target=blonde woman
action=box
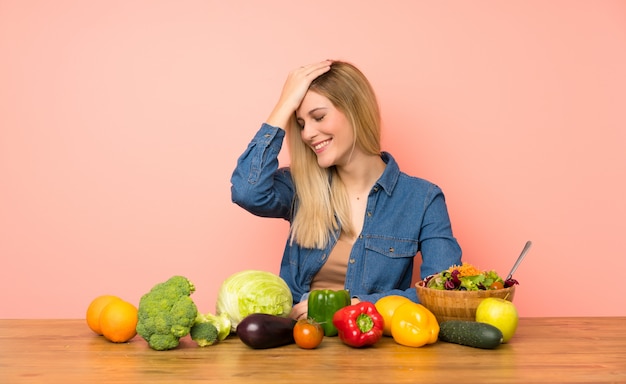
[231,60,462,320]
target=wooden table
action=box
[1,317,625,383]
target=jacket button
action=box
[349,258,356,264]
[389,247,394,253]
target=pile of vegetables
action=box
[236,298,387,350]
[424,262,519,291]
[134,270,293,351]
[129,265,518,352]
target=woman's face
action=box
[296,90,357,169]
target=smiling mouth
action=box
[313,139,331,152]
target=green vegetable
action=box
[136,276,198,351]
[216,270,293,331]
[438,320,503,349]
[190,321,218,347]
[307,289,351,336]
[194,312,231,342]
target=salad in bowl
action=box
[423,262,519,291]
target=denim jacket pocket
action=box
[364,236,418,258]
[362,236,419,291]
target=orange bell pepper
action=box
[390,302,439,347]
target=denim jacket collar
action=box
[377,151,400,197]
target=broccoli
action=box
[136,275,198,351]
[200,312,232,341]
[190,312,231,347]
[190,320,218,347]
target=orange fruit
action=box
[86,295,122,335]
[100,299,138,343]
[375,295,413,336]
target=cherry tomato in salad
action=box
[489,281,504,290]
[293,319,324,349]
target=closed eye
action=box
[296,107,328,129]
[295,115,324,129]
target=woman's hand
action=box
[289,300,308,321]
[266,60,332,129]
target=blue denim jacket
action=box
[231,124,462,304]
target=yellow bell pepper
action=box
[390,302,439,347]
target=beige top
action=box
[310,232,354,291]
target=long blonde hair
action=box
[287,61,382,249]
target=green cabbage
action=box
[216,270,293,331]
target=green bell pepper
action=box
[307,289,351,336]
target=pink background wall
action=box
[1,1,625,319]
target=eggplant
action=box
[236,313,296,349]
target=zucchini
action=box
[438,320,503,349]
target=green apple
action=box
[475,298,519,343]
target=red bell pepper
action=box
[332,302,384,348]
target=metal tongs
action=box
[506,240,532,281]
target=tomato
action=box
[293,319,324,349]
[489,281,504,290]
